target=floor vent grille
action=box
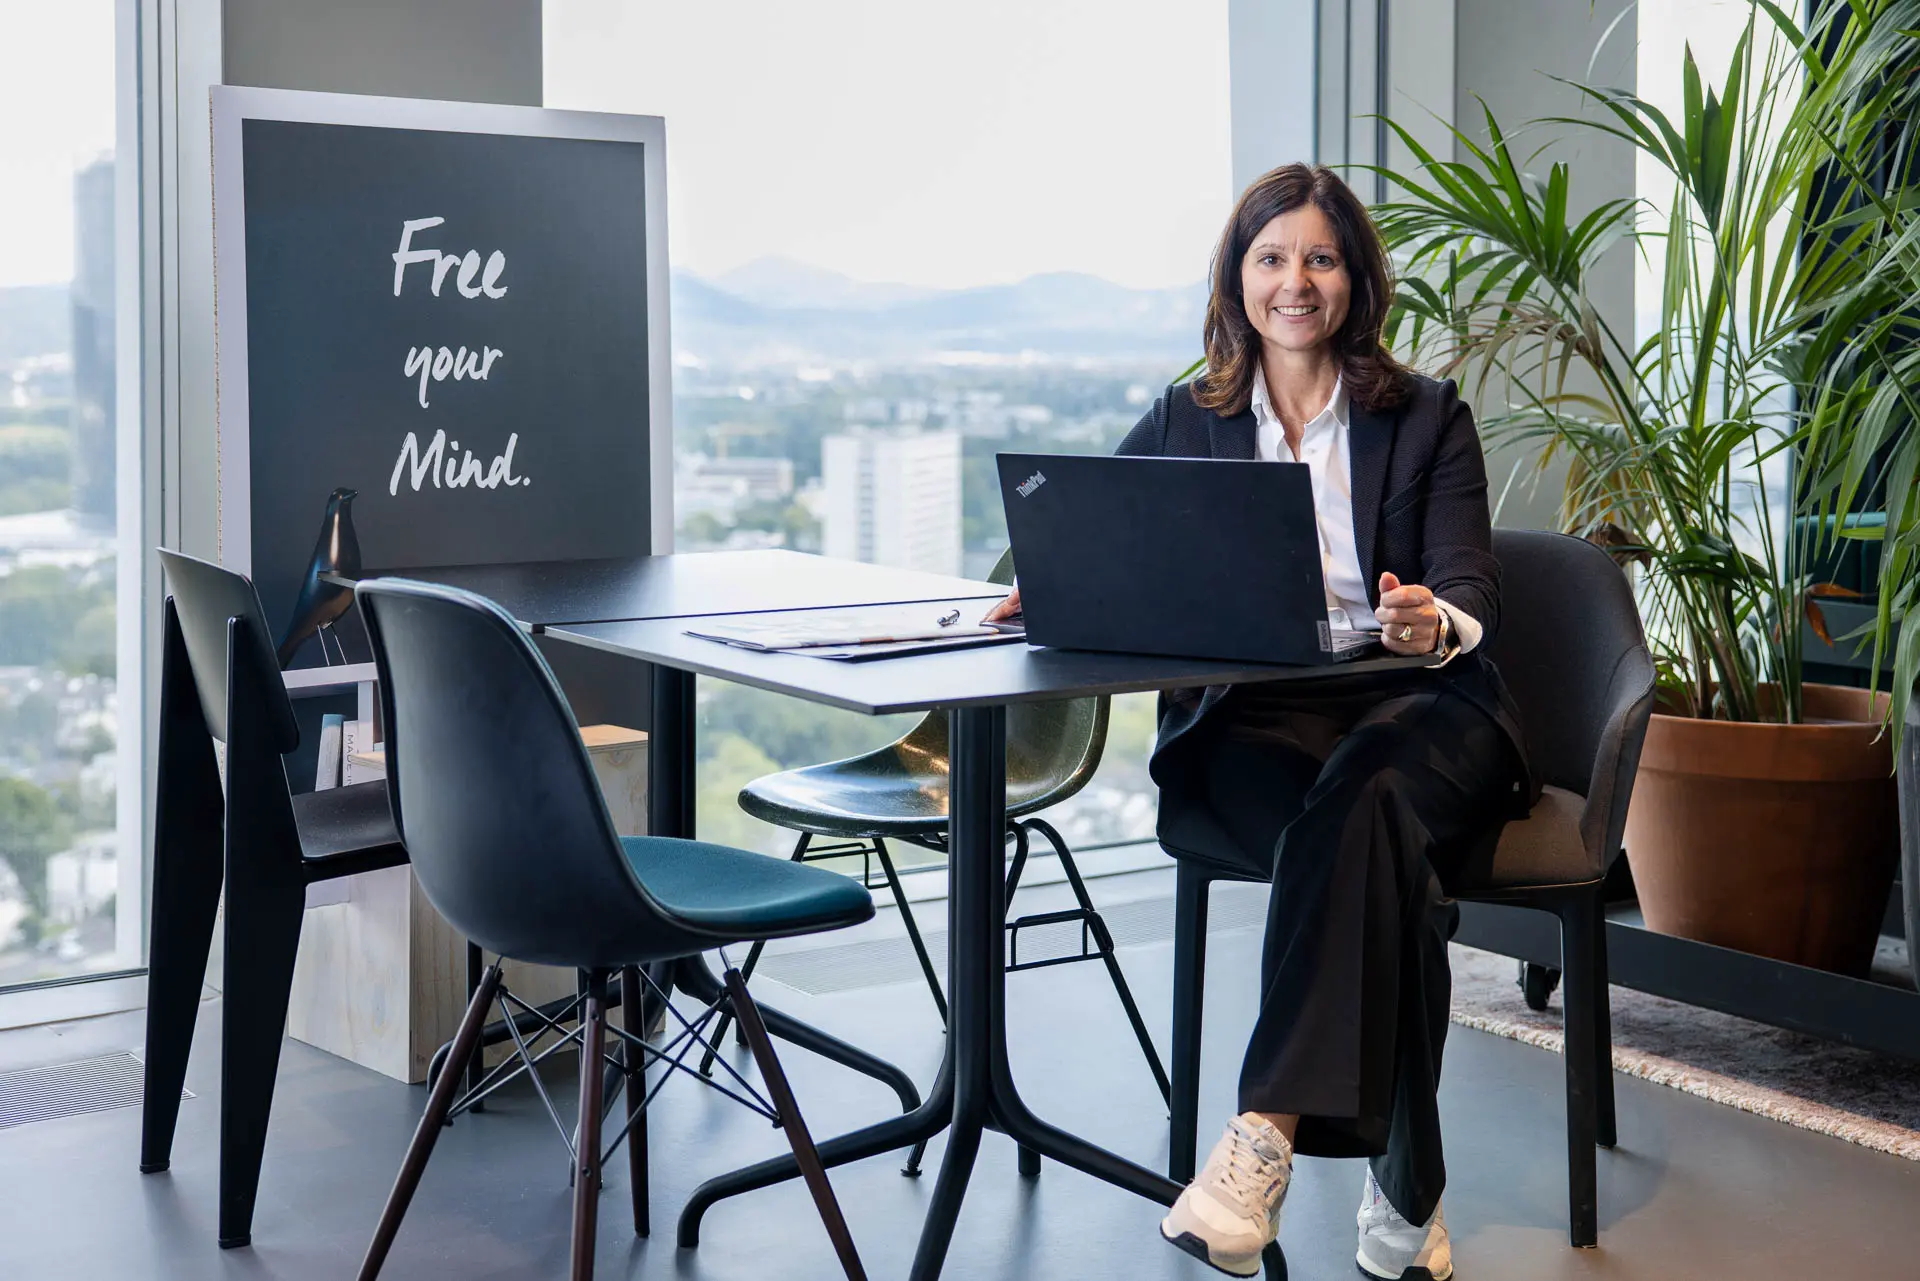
[0,1052,190,1130]
[757,882,1267,998]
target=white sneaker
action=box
[1356,1168,1452,1280]
[1160,1114,1293,1277]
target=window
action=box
[546,0,1231,859]
[0,2,140,987]
[1635,1,1799,558]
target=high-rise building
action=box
[69,157,116,525]
[821,429,961,577]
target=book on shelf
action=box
[342,719,384,784]
[314,714,344,790]
[307,713,350,909]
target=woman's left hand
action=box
[1376,572,1441,655]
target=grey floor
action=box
[4,869,1919,1281]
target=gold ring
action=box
[1398,625,1415,642]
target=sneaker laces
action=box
[1211,1119,1291,1216]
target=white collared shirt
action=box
[1249,367,1481,653]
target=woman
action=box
[988,164,1529,1280]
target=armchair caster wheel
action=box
[1519,961,1562,1012]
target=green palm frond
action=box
[1370,0,1920,725]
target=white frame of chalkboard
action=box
[208,84,675,571]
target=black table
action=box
[369,551,1438,1280]
[334,549,1002,628]
[551,581,1438,1281]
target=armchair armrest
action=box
[1577,645,1658,873]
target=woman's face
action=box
[1239,204,1352,358]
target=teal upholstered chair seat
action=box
[620,836,875,936]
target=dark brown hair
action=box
[1193,163,1411,416]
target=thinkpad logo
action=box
[1016,471,1047,498]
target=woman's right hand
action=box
[982,585,1022,623]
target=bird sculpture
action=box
[276,487,362,669]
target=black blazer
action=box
[1119,374,1534,820]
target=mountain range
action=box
[674,257,1205,367]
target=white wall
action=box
[1228,0,1319,189]
[223,0,542,105]
[1452,0,1636,531]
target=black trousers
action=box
[1173,680,1515,1228]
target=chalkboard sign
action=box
[211,87,672,667]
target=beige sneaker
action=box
[1356,1168,1452,1279]
[1160,1114,1293,1277]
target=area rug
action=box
[1448,941,1920,1160]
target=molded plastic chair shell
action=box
[739,549,1109,834]
[355,577,872,972]
[143,549,406,1252]
[156,548,299,752]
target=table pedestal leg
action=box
[904,705,1003,1279]
[674,698,1287,1281]
[912,705,1288,1281]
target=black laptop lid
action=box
[996,452,1336,664]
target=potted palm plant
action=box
[1792,3,1920,981]
[1371,0,1914,975]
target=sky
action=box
[0,2,117,289]
[1634,0,1798,346]
[543,0,1233,291]
[0,1,1755,301]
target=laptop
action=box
[994,452,1382,665]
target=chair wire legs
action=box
[620,965,650,1238]
[571,975,609,1281]
[724,963,868,1280]
[873,837,949,1022]
[702,822,1168,1114]
[358,961,865,1281]
[358,963,504,1281]
[703,833,812,1073]
[1017,818,1171,1104]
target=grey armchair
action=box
[1166,527,1656,1249]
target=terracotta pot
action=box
[1623,683,1898,976]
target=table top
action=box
[330,550,1004,629]
[553,597,1443,716]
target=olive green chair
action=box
[706,551,1170,1103]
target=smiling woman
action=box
[1193,164,1409,421]
[1110,163,1527,1280]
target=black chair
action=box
[352,577,872,1281]
[1166,528,1655,1248]
[140,549,410,1248]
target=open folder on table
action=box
[685,604,1025,661]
